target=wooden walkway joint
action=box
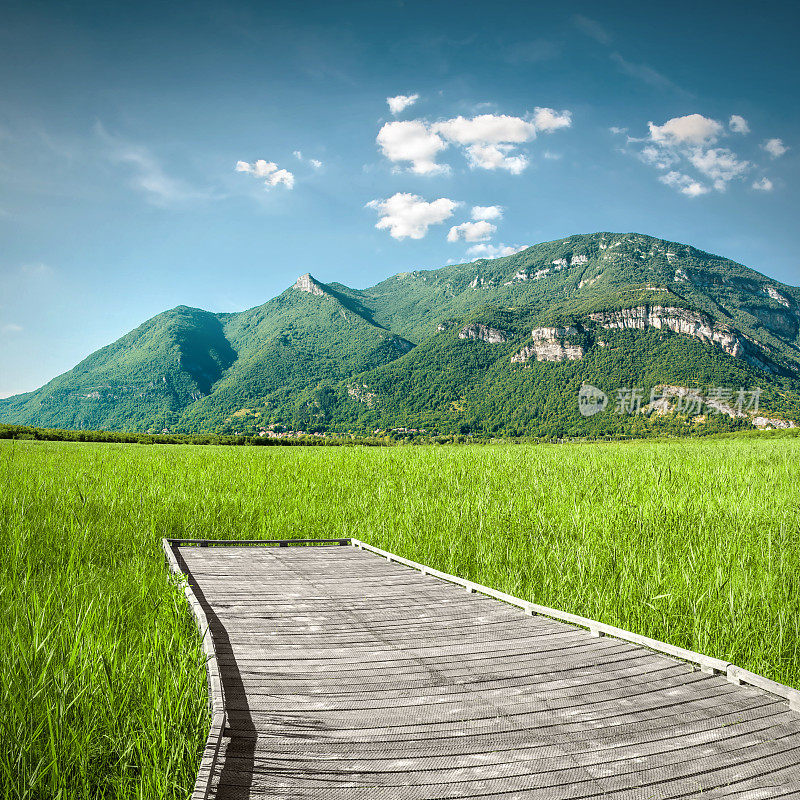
[164,537,800,799]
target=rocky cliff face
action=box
[293,273,326,296]
[347,384,376,408]
[512,326,585,363]
[458,324,509,344]
[587,306,746,357]
[642,385,797,428]
[753,416,797,429]
[746,306,799,340]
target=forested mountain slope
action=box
[2,232,799,436]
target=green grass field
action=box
[3,435,800,798]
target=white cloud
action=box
[466,243,528,259]
[624,113,762,196]
[268,169,294,188]
[688,147,749,189]
[1,323,22,334]
[729,115,750,134]
[648,114,723,146]
[752,177,774,192]
[463,143,528,173]
[236,159,295,188]
[367,193,459,240]
[432,113,555,174]
[762,138,788,158]
[387,94,419,115]
[376,120,448,175]
[609,126,627,135]
[543,151,562,160]
[658,171,710,197]
[376,110,571,175]
[532,107,572,132]
[639,145,679,169]
[447,220,497,242]
[471,205,503,221]
[433,114,536,145]
[293,151,324,169]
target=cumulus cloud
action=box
[466,243,528,259]
[432,114,536,145]
[688,147,749,190]
[367,193,459,239]
[236,159,295,188]
[532,107,572,132]
[471,205,503,221]
[762,138,788,158]
[387,94,419,115]
[620,112,769,197]
[648,114,723,146]
[376,120,449,175]
[462,143,528,173]
[310,159,323,169]
[658,171,709,197]
[639,145,679,170]
[729,115,750,134]
[434,111,569,173]
[376,110,571,175]
[447,220,497,242]
[752,177,774,191]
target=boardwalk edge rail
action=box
[162,539,226,800]
[164,534,799,797]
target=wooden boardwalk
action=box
[166,540,800,800]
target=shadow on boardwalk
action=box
[176,548,256,798]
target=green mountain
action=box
[3,232,799,437]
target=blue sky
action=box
[1,0,798,397]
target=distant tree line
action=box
[2,421,794,449]
[0,424,390,447]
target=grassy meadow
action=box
[2,434,800,798]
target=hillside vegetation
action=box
[2,232,799,436]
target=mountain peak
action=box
[293,273,326,296]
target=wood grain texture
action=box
[169,542,800,798]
